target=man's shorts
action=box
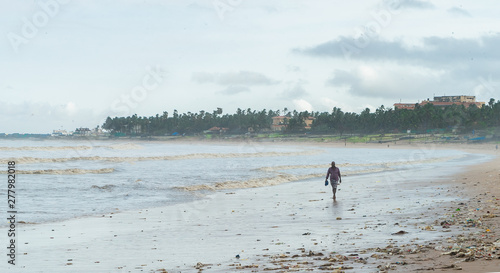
[330,180,339,189]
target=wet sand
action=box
[187,143,500,273]
[385,144,500,272]
[3,142,499,272]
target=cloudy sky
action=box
[1,0,499,133]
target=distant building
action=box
[92,127,106,136]
[51,129,70,136]
[74,128,91,136]
[433,95,476,103]
[271,116,290,131]
[394,95,485,110]
[420,95,484,108]
[131,124,142,135]
[271,116,315,131]
[304,116,315,130]
[204,126,229,134]
[393,103,416,110]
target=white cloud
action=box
[327,64,445,100]
[65,102,78,116]
[192,71,279,86]
[281,81,308,98]
[293,99,313,112]
[448,7,472,17]
[473,75,499,101]
[320,98,355,112]
[0,101,101,133]
[1,1,499,132]
[391,0,435,10]
[219,85,251,95]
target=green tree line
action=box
[102,99,500,136]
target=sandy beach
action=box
[3,141,499,273]
[385,144,500,272]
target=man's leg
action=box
[332,184,337,201]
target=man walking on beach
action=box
[326,161,342,201]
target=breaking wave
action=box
[0,168,114,175]
[3,150,323,164]
[175,167,390,191]
[0,146,95,151]
[175,155,464,191]
[0,142,143,152]
[256,155,464,172]
[107,143,143,150]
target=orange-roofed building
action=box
[271,116,315,131]
[271,116,290,131]
[393,103,417,110]
[394,95,484,110]
[304,116,315,129]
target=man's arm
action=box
[338,168,342,183]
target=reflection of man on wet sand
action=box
[325,161,342,201]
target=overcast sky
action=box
[1,0,500,133]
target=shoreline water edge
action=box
[0,139,498,272]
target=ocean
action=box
[0,139,492,227]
